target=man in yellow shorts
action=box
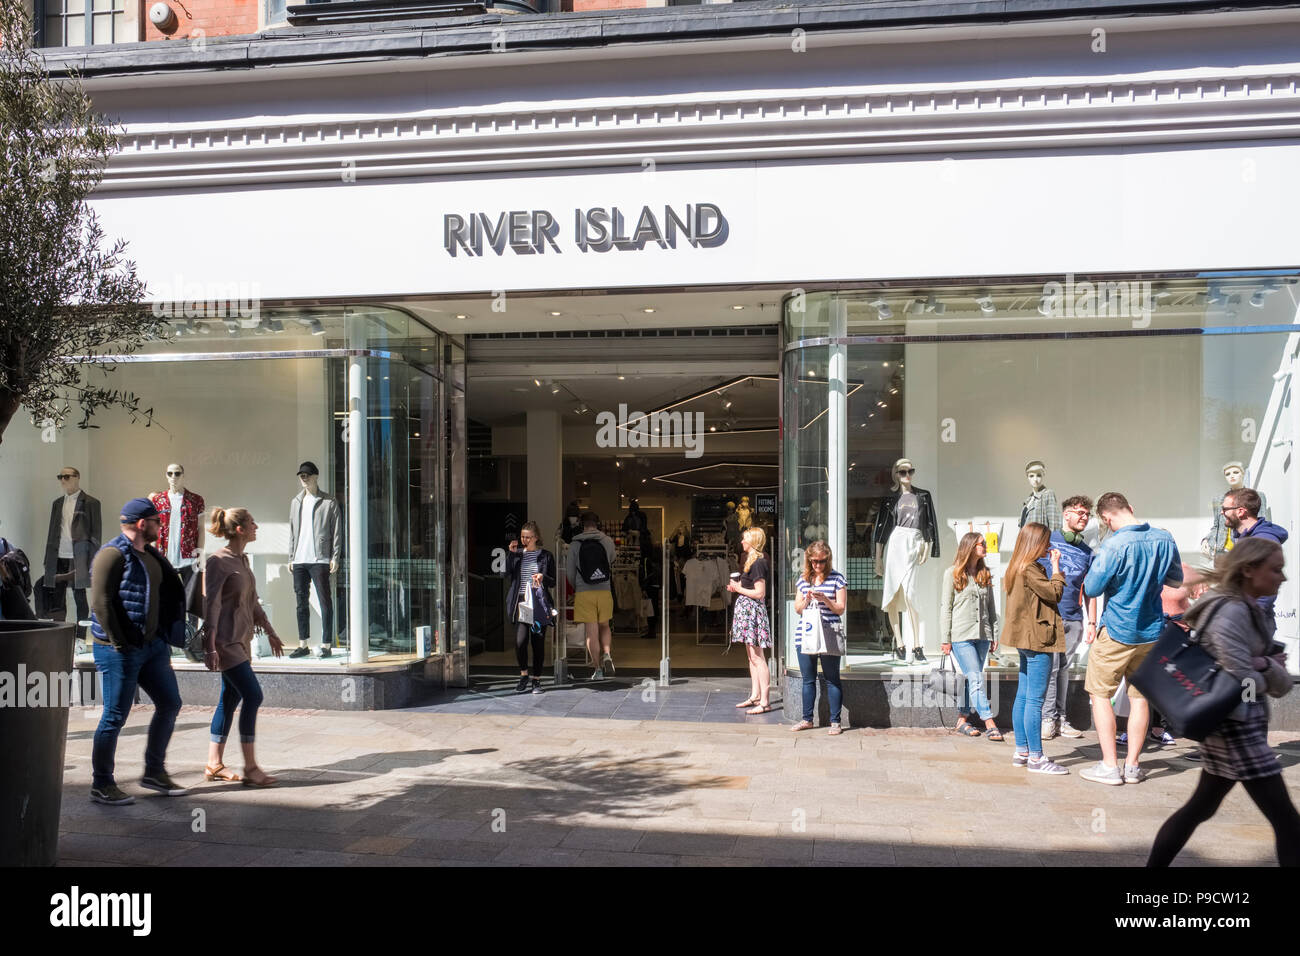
[1080,493,1183,786]
[567,512,616,679]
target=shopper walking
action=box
[790,539,847,734]
[567,512,616,679]
[1147,537,1299,866]
[203,508,284,788]
[939,532,1002,740]
[1039,496,1097,740]
[87,498,188,805]
[1081,492,1183,785]
[507,521,556,694]
[728,527,773,714]
[1001,523,1068,774]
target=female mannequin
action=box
[735,496,753,531]
[871,458,940,663]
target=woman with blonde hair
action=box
[202,507,284,787]
[940,531,1002,740]
[1001,522,1067,774]
[791,540,848,734]
[728,526,773,714]
[1149,537,1298,866]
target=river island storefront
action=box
[10,0,1298,712]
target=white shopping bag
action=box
[1111,677,1132,718]
[517,582,534,625]
[799,605,828,655]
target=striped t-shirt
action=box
[518,550,540,597]
[797,572,847,626]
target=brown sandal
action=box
[204,763,241,782]
[242,768,278,788]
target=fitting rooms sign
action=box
[442,203,727,257]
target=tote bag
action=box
[1130,602,1240,741]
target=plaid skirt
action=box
[1200,703,1279,781]
[730,595,772,649]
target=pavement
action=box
[56,680,1300,866]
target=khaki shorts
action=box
[1084,627,1156,700]
[572,589,613,624]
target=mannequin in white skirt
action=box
[873,458,940,664]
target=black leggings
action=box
[515,622,544,675]
[1148,770,1300,867]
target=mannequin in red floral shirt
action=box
[149,463,205,588]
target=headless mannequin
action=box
[875,462,929,658]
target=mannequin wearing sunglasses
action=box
[149,464,205,586]
[43,467,102,640]
[872,458,940,663]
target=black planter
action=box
[0,620,75,866]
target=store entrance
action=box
[462,323,779,677]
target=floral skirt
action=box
[731,594,772,648]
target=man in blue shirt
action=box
[1038,496,1098,741]
[1080,492,1183,786]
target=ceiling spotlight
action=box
[550,385,561,395]
[906,297,927,314]
[722,400,733,410]
[266,318,284,332]
[549,311,562,317]
[924,295,945,315]
[976,294,995,314]
[889,387,899,395]
[574,402,589,415]
[642,308,656,314]
[456,314,467,320]
[310,319,327,336]
[1152,283,1173,301]
[731,305,745,311]
[617,375,626,381]
[223,318,239,335]
[869,297,892,320]
[1037,294,1054,317]
[709,425,717,432]
[534,378,542,388]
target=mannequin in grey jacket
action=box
[287,462,343,658]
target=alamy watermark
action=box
[149,277,261,323]
[595,403,706,459]
[1039,274,1154,328]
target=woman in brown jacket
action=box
[203,507,284,787]
[1001,522,1068,775]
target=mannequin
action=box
[288,461,342,658]
[871,458,940,663]
[1202,461,1269,556]
[1018,460,1061,531]
[735,496,753,531]
[149,463,205,587]
[622,499,649,537]
[558,500,582,545]
[44,467,101,641]
[803,500,828,543]
[723,501,741,553]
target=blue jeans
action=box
[210,660,264,744]
[91,638,182,788]
[796,648,843,724]
[950,639,993,721]
[1013,648,1053,756]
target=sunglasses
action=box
[57,474,76,480]
[167,470,183,477]
[810,558,828,564]
[897,468,915,476]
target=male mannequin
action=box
[1018,460,1061,531]
[44,467,101,640]
[288,461,342,658]
[149,463,205,587]
[1202,461,1269,556]
[872,458,940,663]
[735,496,753,531]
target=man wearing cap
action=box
[87,498,189,805]
[289,461,343,658]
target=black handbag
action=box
[1130,601,1239,742]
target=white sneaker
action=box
[1059,721,1084,738]
[1041,719,1059,740]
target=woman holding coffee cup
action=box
[728,527,773,714]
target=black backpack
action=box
[576,538,611,585]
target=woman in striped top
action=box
[791,540,848,735]
[507,522,556,694]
